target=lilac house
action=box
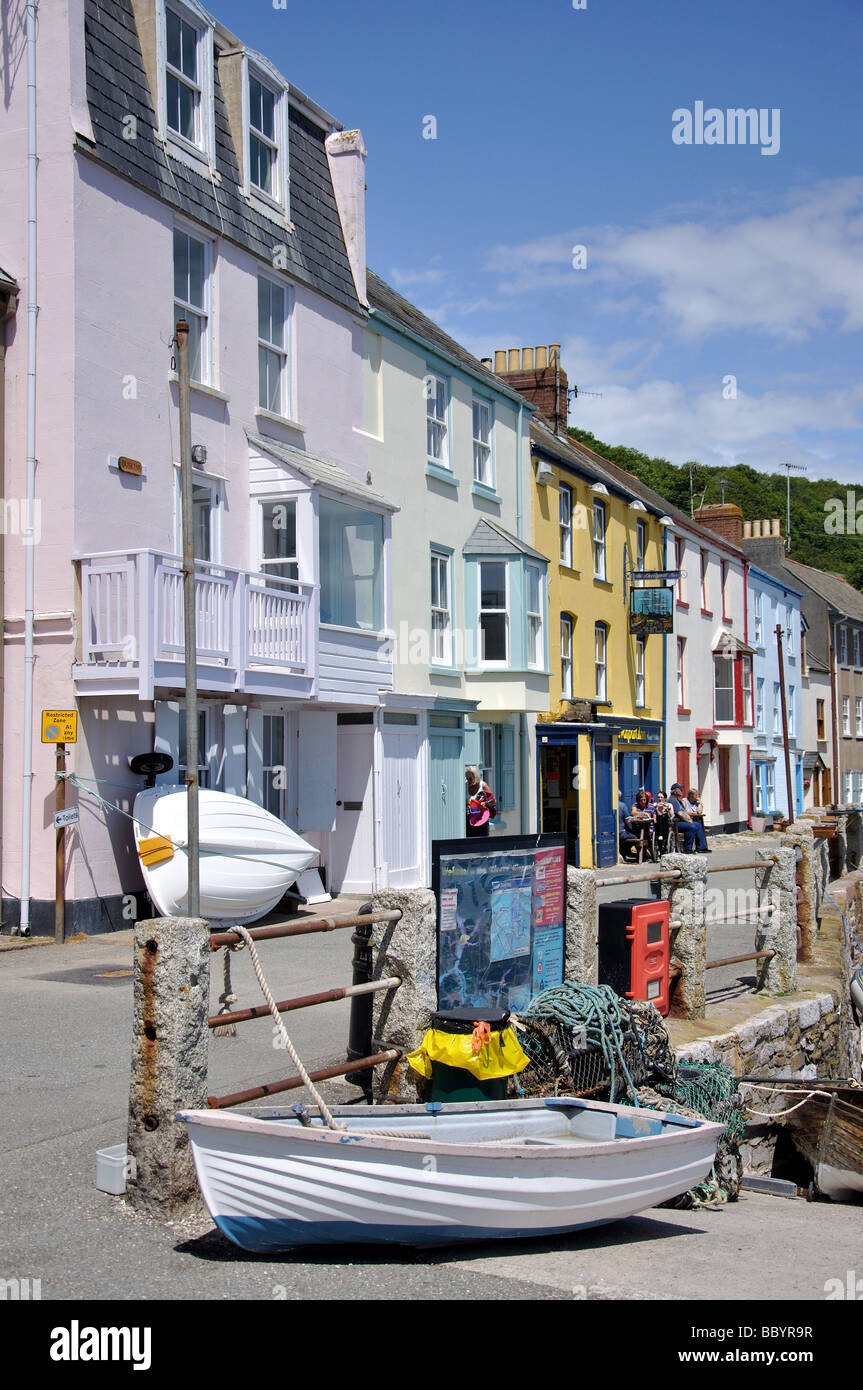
[0,0,398,931]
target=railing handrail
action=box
[75,549,316,596]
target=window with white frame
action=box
[765,761,775,809]
[845,771,854,803]
[173,226,211,384]
[787,686,795,737]
[259,500,298,582]
[855,770,863,804]
[786,607,794,656]
[559,484,573,567]
[478,561,508,663]
[262,713,287,819]
[635,637,645,707]
[472,398,492,486]
[318,497,384,631]
[755,677,765,732]
[426,373,448,465]
[675,537,685,603]
[753,590,763,645]
[430,550,452,665]
[855,630,863,668]
[595,622,607,701]
[700,549,709,610]
[773,683,781,735]
[677,637,685,709]
[636,518,647,582]
[175,471,222,562]
[593,500,606,580]
[714,655,734,723]
[258,275,291,415]
[840,625,849,664]
[161,1,213,161]
[721,559,728,618]
[525,565,543,669]
[480,725,495,789]
[561,615,573,700]
[857,697,863,736]
[248,70,281,201]
[843,695,851,735]
[741,655,753,725]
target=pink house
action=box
[0,0,398,931]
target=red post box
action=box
[598,898,670,1016]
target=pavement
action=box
[2,882,861,1306]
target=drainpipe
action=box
[18,1,38,936]
[0,283,19,933]
[829,619,840,807]
[515,398,530,832]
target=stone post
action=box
[755,847,798,994]
[370,888,437,1102]
[660,852,707,1019]
[781,821,817,963]
[565,866,597,985]
[126,916,210,1217]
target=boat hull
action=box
[133,786,319,923]
[783,1085,863,1202]
[179,1098,724,1252]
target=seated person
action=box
[628,790,655,846]
[652,790,675,852]
[669,782,708,852]
[685,787,710,852]
[618,792,643,859]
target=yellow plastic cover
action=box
[406,1025,530,1080]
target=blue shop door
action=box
[429,729,465,844]
[620,752,639,813]
[593,740,617,867]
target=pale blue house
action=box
[748,563,805,821]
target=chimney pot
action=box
[535,346,548,369]
[508,348,520,372]
[549,344,560,366]
[743,521,751,539]
[752,520,761,537]
[772,518,781,537]
[480,357,492,370]
[521,347,534,370]
[494,350,507,373]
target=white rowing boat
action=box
[178,1096,724,1251]
[133,786,319,923]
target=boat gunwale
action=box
[177,1103,725,1162]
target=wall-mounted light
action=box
[191,444,208,466]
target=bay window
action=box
[714,655,734,723]
[319,498,383,631]
[259,500,298,582]
[478,561,508,663]
[525,565,543,669]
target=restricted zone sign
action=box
[41,710,78,743]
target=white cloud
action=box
[485,178,863,341]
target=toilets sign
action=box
[41,710,78,744]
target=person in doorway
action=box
[465,766,497,837]
[669,782,708,853]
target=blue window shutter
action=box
[463,721,481,770]
[499,722,516,809]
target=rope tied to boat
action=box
[230,923,430,1140]
[740,1082,836,1120]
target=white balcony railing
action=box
[75,550,316,696]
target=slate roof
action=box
[462,518,547,562]
[785,557,863,624]
[367,271,527,404]
[81,0,361,315]
[246,431,398,512]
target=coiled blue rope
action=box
[523,982,640,1104]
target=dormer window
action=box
[244,58,289,214]
[158,0,215,166]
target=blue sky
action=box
[220,0,863,482]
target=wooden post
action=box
[54,743,65,945]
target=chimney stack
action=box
[693,503,744,550]
[492,344,569,434]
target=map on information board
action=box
[433,835,567,1012]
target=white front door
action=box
[382,715,422,887]
[329,721,374,893]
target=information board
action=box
[432,835,567,1012]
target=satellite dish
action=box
[129,751,174,787]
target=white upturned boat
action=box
[178,1096,724,1252]
[133,786,319,923]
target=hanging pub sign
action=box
[629,585,674,635]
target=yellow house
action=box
[529,417,667,867]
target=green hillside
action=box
[567,427,863,592]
